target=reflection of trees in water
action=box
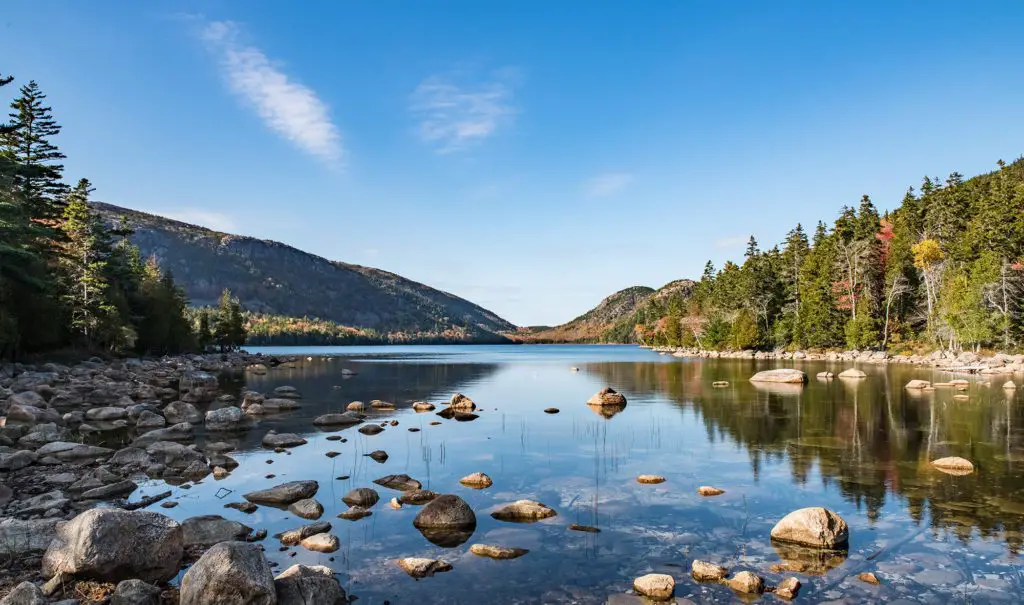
[585,360,1024,552]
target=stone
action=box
[261,398,301,412]
[179,371,218,403]
[300,532,338,553]
[42,508,183,583]
[698,486,725,496]
[587,387,627,406]
[775,576,802,599]
[389,497,402,509]
[397,557,452,578]
[366,450,388,462]
[0,517,63,556]
[312,412,361,426]
[86,406,128,421]
[449,393,477,410]
[637,475,666,484]
[906,379,931,389]
[346,401,366,412]
[469,544,529,559]
[838,368,868,379]
[133,423,194,445]
[413,494,476,529]
[358,424,384,436]
[110,579,161,605]
[691,560,728,582]
[569,524,601,533]
[78,479,138,501]
[399,489,439,505]
[244,480,319,505]
[459,472,493,489]
[373,473,422,491]
[205,406,255,431]
[931,456,974,474]
[711,381,729,387]
[274,564,346,605]
[1005,380,1018,390]
[770,507,849,548]
[338,506,372,521]
[163,401,202,424]
[816,371,834,379]
[276,521,331,546]
[412,402,435,412]
[134,410,166,429]
[633,573,674,600]
[858,572,880,585]
[544,407,560,413]
[288,498,324,520]
[726,571,764,594]
[182,515,255,549]
[146,441,205,469]
[225,501,258,514]
[491,499,557,522]
[179,541,275,605]
[261,431,307,448]
[341,487,379,507]
[0,449,36,471]
[370,399,395,409]
[750,369,807,384]
[0,582,46,605]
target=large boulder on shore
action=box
[770,507,848,548]
[244,480,318,506]
[749,369,807,384]
[587,387,627,406]
[41,508,183,583]
[275,564,346,605]
[179,541,275,605]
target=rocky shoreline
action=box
[650,346,1024,374]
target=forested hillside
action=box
[638,158,1024,352]
[520,286,655,342]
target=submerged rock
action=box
[373,473,422,491]
[587,387,627,406]
[274,564,346,605]
[770,507,849,548]
[338,506,372,521]
[179,541,275,605]
[637,475,666,484]
[469,544,529,559]
[906,379,931,389]
[397,557,452,579]
[698,486,725,496]
[691,559,728,582]
[569,523,601,533]
[750,369,807,384]
[459,472,493,489]
[633,573,674,600]
[399,489,439,505]
[276,522,332,546]
[491,500,557,522]
[838,368,868,379]
[726,571,764,594]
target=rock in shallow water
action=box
[244,480,319,505]
[413,494,476,529]
[288,498,324,520]
[637,475,666,484]
[587,387,627,406]
[397,557,452,578]
[300,532,339,553]
[274,564,346,605]
[276,521,332,546]
[691,560,728,582]
[931,456,974,475]
[775,576,802,599]
[373,473,422,491]
[633,573,674,600]
[470,544,529,559]
[750,369,807,384]
[459,472,493,489]
[770,507,848,548]
[342,487,379,507]
[491,500,557,522]
[726,571,764,594]
[698,486,725,496]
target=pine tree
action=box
[1,80,67,221]
[196,308,213,351]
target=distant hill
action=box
[518,285,657,342]
[92,203,516,342]
[602,279,696,343]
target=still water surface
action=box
[143,345,1024,603]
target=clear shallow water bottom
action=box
[124,345,1024,603]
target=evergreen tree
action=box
[196,308,213,352]
[1,80,66,221]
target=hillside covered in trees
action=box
[519,285,655,342]
[92,203,516,344]
[617,158,1024,352]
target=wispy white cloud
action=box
[714,235,749,249]
[200,20,343,167]
[143,207,240,232]
[410,68,519,153]
[584,172,633,197]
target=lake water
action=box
[136,345,1024,603]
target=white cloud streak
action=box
[584,172,633,197]
[714,235,749,249]
[201,20,343,167]
[410,69,519,153]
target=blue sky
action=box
[2,1,1023,326]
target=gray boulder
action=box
[179,541,275,605]
[312,412,361,426]
[182,515,255,549]
[179,371,218,403]
[0,449,36,471]
[146,441,206,469]
[163,401,202,424]
[205,407,255,432]
[85,406,128,421]
[0,582,46,605]
[274,564,345,605]
[35,441,113,460]
[0,517,63,557]
[749,369,808,384]
[41,508,183,583]
[770,507,849,548]
[110,579,161,605]
[261,431,307,448]
[413,494,476,529]
[244,480,318,506]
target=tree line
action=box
[0,71,246,358]
[645,158,1024,352]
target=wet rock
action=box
[146,441,204,469]
[633,573,674,600]
[637,475,666,484]
[110,579,161,605]
[775,576,802,599]
[0,517,63,556]
[0,582,46,605]
[397,557,452,578]
[179,541,275,605]
[86,406,128,421]
[346,401,366,412]
[373,473,422,491]
[413,493,477,541]
[205,406,255,432]
[750,369,807,384]
[338,506,372,521]
[448,393,477,411]
[412,402,435,412]
[42,508,183,583]
[400,489,439,505]
[300,532,338,553]
[274,564,346,605]
[1004,380,1018,390]
[358,424,384,436]
[134,410,166,429]
[274,386,301,398]
[366,450,388,462]
[931,456,974,475]
[906,379,931,389]
[163,400,202,424]
[491,500,557,522]
[261,398,301,412]
[726,571,764,594]
[312,412,361,426]
[436,407,479,421]
[470,544,529,559]
[569,524,600,533]
[0,449,36,471]
[244,480,319,506]
[225,502,258,514]
[78,479,137,501]
[839,368,868,379]
[770,507,849,548]
[182,515,255,549]
[389,498,402,509]
[698,486,725,496]
[134,422,194,445]
[35,441,113,460]
[691,560,728,582]
[459,472,493,489]
[288,498,324,520]
[816,371,834,379]
[276,521,331,546]
[261,431,307,448]
[342,487,379,507]
[370,399,395,409]
[544,407,560,414]
[179,371,218,403]
[587,387,627,406]
[858,572,880,585]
